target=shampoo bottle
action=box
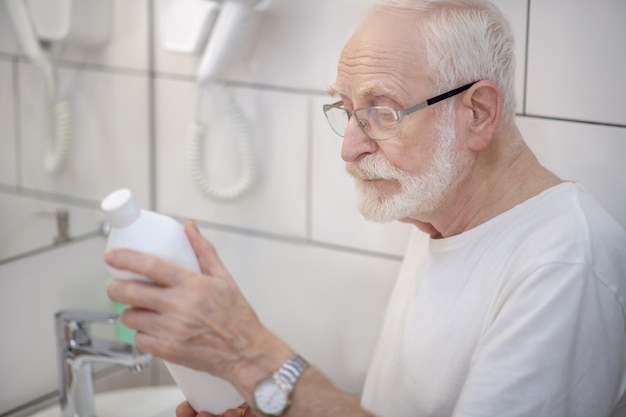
[100,188,244,414]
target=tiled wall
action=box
[1,0,625,414]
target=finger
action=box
[242,405,257,417]
[176,401,199,417]
[244,407,257,417]
[105,248,190,287]
[133,331,165,361]
[130,321,214,367]
[117,307,161,335]
[185,221,230,278]
[119,306,209,346]
[223,404,255,417]
[107,278,174,311]
[174,399,222,417]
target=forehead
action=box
[332,10,429,102]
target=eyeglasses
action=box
[322,81,477,141]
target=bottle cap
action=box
[101,188,141,228]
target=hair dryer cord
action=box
[187,87,257,201]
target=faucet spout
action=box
[71,337,152,368]
[55,309,153,417]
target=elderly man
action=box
[107,0,626,416]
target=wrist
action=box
[232,334,293,400]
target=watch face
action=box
[254,379,289,415]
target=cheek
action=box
[376,143,422,176]
[390,114,441,174]
[381,137,436,176]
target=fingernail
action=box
[104,250,116,264]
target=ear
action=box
[460,80,501,151]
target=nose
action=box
[340,117,378,162]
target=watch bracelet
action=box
[251,354,309,417]
[274,354,309,390]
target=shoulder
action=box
[505,182,626,307]
[507,182,625,262]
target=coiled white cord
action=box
[45,99,72,175]
[187,85,257,201]
[6,0,72,175]
[40,43,72,175]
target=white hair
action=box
[366,0,517,124]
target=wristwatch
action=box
[252,354,309,416]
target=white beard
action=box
[346,104,473,222]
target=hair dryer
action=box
[5,0,110,175]
[197,0,269,85]
[163,0,271,201]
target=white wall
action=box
[0,238,110,410]
[0,0,625,413]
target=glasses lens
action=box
[356,107,399,140]
[323,105,400,140]
[323,105,349,137]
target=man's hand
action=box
[176,401,256,417]
[106,221,373,417]
[106,220,292,395]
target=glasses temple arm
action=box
[426,81,478,106]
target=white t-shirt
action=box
[361,183,626,417]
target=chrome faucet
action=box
[55,309,153,417]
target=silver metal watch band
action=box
[252,354,310,417]
[274,354,309,391]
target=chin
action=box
[354,181,436,223]
[355,190,410,223]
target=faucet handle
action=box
[56,309,118,324]
[55,309,119,346]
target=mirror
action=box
[0,0,112,264]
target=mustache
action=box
[345,153,405,181]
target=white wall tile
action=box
[0,237,111,414]
[52,0,149,72]
[526,0,626,125]
[235,1,369,90]
[311,97,412,256]
[518,116,626,228]
[0,193,104,261]
[18,63,151,207]
[1,0,149,71]
[0,1,20,55]
[155,78,309,238]
[153,0,373,90]
[152,0,204,78]
[0,60,16,186]
[493,0,528,114]
[199,225,401,395]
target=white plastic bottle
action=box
[101,188,244,414]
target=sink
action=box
[29,386,186,417]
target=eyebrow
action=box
[326,84,340,97]
[326,81,395,99]
[357,81,394,98]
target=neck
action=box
[401,129,562,238]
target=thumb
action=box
[184,221,230,278]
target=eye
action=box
[376,107,397,125]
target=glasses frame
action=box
[323,81,478,140]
